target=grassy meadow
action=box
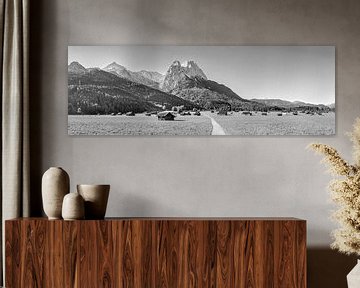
[68,111,335,136]
[208,111,335,136]
[68,114,212,136]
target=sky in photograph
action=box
[68,46,335,104]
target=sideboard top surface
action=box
[6,217,306,222]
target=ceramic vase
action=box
[77,184,110,219]
[347,259,360,288]
[62,192,85,220]
[42,167,70,219]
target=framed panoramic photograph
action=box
[68,46,335,136]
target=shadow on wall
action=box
[308,248,357,288]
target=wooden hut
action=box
[157,111,176,121]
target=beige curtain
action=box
[0,0,30,284]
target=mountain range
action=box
[103,62,164,89]
[68,62,196,115]
[251,98,332,109]
[68,60,333,115]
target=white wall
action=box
[32,0,360,247]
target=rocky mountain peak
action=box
[171,60,181,67]
[183,60,207,79]
[103,62,126,71]
[181,60,196,68]
[161,60,207,91]
[68,61,87,73]
[103,62,132,80]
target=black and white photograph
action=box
[68,46,335,136]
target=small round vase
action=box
[42,167,70,219]
[77,184,110,219]
[62,192,85,220]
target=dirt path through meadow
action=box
[204,114,227,135]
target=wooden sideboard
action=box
[5,218,306,287]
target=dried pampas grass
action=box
[308,118,360,256]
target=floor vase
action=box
[347,260,360,288]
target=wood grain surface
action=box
[5,218,306,287]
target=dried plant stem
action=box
[309,118,360,256]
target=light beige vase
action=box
[62,192,85,220]
[347,260,360,288]
[42,167,70,219]
[77,184,110,219]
